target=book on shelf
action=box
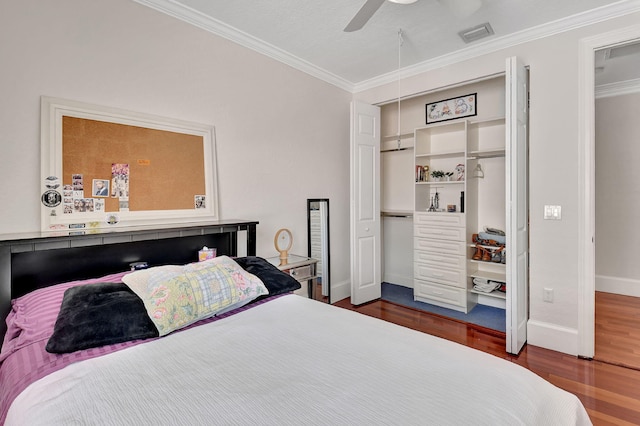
[415,165,427,182]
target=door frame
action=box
[577,23,640,358]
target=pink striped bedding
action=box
[0,271,281,425]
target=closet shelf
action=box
[468,243,505,250]
[382,132,414,142]
[416,150,465,159]
[381,133,414,152]
[381,210,413,218]
[470,289,506,299]
[467,148,505,159]
[469,259,506,268]
[416,180,464,185]
[470,270,506,282]
[467,116,506,126]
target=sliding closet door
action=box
[506,56,529,354]
[350,101,381,305]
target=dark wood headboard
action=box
[0,220,258,341]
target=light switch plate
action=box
[544,205,562,220]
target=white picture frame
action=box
[40,96,219,232]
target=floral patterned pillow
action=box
[122,256,268,336]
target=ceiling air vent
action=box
[458,22,494,44]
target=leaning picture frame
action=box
[426,93,477,124]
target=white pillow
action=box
[122,256,268,336]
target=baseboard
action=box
[595,274,640,297]
[330,279,351,304]
[527,319,578,356]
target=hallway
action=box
[595,291,640,370]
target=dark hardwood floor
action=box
[333,295,640,426]
[595,291,640,371]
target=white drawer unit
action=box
[414,212,465,227]
[414,279,467,309]
[415,250,466,270]
[414,262,465,288]
[414,225,465,242]
[414,237,466,256]
[413,211,470,312]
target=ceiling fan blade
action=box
[344,0,386,32]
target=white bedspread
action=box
[6,295,591,425]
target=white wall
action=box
[595,92,640,297]
[0,0,352,294]
[356,12,640,355]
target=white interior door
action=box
[505,57,529,354]
[350,101,381,305]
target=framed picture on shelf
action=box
[426,93,477,124]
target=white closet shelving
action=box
[465,116,506,309]
[378,76,511,316]
[412,120,469,312]
[373,67,528,352]
[411,115,507,313]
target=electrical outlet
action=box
[543,288,554,303]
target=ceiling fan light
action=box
[388,0,418,4]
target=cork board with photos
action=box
[61,116,206,214]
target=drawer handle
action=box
[433,291,444,295]
[432,273,445,278]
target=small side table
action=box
[266,254,318,299]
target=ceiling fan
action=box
[344,0,483,32]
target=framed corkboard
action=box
[40,97,219,231]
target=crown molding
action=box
[354,0,640,92]
[134,0,640,94]
[596,77,640,98]
[132,0,355,92]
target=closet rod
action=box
[381,147,412,153]
[381,212,413,218]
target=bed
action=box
[0,227,591,425]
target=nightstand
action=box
[266,254,318,299]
